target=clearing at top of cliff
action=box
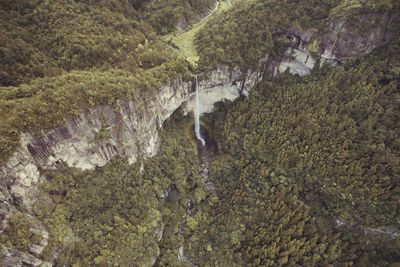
[0,0,192,164]
[135,0,217,34]
[1,0,400,266]
[162,0,240,67]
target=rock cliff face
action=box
[3,8,396,219]
[0,65,262,265]
[184,65,263,114]
[1,81,190,212]
[1,8,398,266]
[275,10,399,76]
[0,66,263,214]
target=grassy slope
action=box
[139,0,216,34]
[163,0,238,67]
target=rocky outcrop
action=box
[0,79,191,266]
[278,45,316,76]
[0,214,51,267]
[318,12,398,62]
[1,80,192,212]
[185,65,263,114]
[1,8,397,266]
[0,67,262,213]
[0,65,262,266]
[274,10,400,76]
[1,245,47,267]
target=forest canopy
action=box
[1,0,399,266]
[195,0,400,70]
[0,0,191,163]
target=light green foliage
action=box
[1,211,35,250]
[308,40,320,54]
[0,1,190,164]
[186,217,198,231]
[35,117,203,265]
[139,0,216,35]
[164,0,239,68]
[195,0,400,70]
[183,36,400,266]
[195,0,340,70]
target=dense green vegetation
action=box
[0,0,190,163]
[0,211,38,251]
[195,0,337,70]
[138,0,215,34]
[195,0,400,70]
[162,0,239,68]
[219,70,399,225]
[1,0,399,266]
[1,0,163,86]
[30,117,204,266]
[330,0,398,17]
[182,36,400,266]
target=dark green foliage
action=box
[330,0,398,18]
[195,0,340,70]
[34,117,203,265]
[0,0,191,164]
[1,211,36,251]
[181,35,400,266]
[1,0,143,85]
[195,0,400,70]
[139,0,216,34]
[186,159,345,266]
[1,1,400,266]
[219,41,400,226]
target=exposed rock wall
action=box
[0,64,262,235]
[275,10,400,76]
[1,8,398,266]
[1,80,191,212]
[0,65,262,265]
[3,9,396,218]
[185,65,263,114]
[0,80,191,266]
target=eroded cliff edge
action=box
[0,65,263,266]
[1,7,399,266]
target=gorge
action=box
[1,0,400,266]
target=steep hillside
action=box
[1,0,399,266]
[195,0,400,70]
[138,0,216,34]
[182,35,400,266]
[0,0,190,164]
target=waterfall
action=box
[194,76,206,146]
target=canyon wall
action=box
[0,66,262,266]
[1,9,398,266]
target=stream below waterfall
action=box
[177,142,218,265]
[177,77,219,264]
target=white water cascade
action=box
[194,76,206,146]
